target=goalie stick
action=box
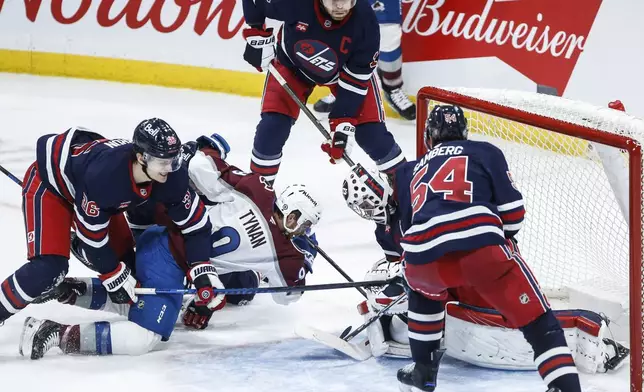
[305,236,368,299]
[295,293,408,360]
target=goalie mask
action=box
[342,164,393,225]
[275,184,323,236]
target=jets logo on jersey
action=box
[294,40,338,79]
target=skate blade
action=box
[295,324,372,361]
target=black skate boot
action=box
[313,93,336,114]
[383,87,416,121]
[603,338,630,371]
[397,349,445,392]
[33,277,88,305]
[19,317,65,360]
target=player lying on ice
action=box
[20,133,323,359]
[340,105,629,392]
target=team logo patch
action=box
[27,231,35,243]
[137,299,145,309]
[296,21,308,32]
[519,293,530,304]
[294,40,339,79]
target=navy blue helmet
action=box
[424,105,468,149]
[132,118,183,172]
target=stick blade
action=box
[295,324,372,361]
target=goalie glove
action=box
[364,259,408,315]
[320,118,356,164]
[99,262,139,305]
[242,26,276,72]
[183,262,226,330]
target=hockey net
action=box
[416,86,644,391]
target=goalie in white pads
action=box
[20,134,323,359]
[342,164,629,374]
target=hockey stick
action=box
[134,278,392,296]
[305,236,368,299]
[0,164,22,186]
[295,293,408,360]
[267,62,355,166]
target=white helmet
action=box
[342,164,393,225]
[275,184,323,235]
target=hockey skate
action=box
[19,317,63,360]
[383,87,416,121]
[312,93,336,114]
[603,338,630,371]
[397,349,445,392]
[33,277,87,305]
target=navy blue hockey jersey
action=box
[242,0,380,120]
[400,141,525,265]
[35,127,212,273]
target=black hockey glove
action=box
[99,262,139,305]
[242,26,276,72]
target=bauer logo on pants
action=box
[401,0,603,95]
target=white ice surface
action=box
[0,73,630,391]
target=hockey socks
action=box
[521,310,581,392]
[407,290,444,363]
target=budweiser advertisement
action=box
[402,0,603,95]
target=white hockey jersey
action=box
[163,147,317,305]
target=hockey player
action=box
[19,134,322,358]
[344,105,584,392]
[313,0,416,120]
[0,119,215,329]
[400,105,582,392]
[242,0,406,183]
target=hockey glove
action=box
[196,133,231,160]
[183,262,226,329]
[99,261,139,305]
[242,26,276,72]
[321,118,356,164]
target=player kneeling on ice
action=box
[20,134,322,358]
[341,105,619,392]
[342,165,629,374]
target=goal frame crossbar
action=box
[415,86,643,392]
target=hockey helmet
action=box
[342,164,393,225]
[425,105,468,149]
[275,184,323,235]
[133,118,183,172]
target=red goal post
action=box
[415,86,643,391]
